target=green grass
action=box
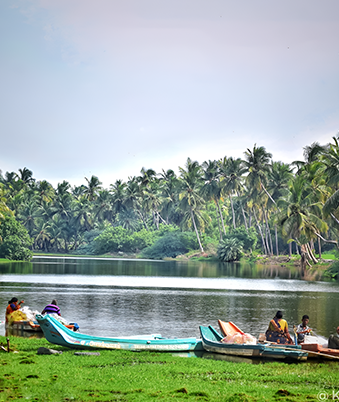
[318,252,337,260]
[0,336,338,401]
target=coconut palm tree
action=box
[219,156,247,230]
[178,158,205,253]
[18,167,34,185]
[277,175,335,274]
[84,175,102,201]
[267,161,294,255]
[158,169,182,225]
[200,160,225,239]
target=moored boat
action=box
[200,325,308,361]
[36,314,203,352]
[300,335,339,360]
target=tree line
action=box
[1,138,339,270]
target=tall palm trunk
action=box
[190,207,204,253]
[275,225,279,256]
[264,209,273,256]
[253,208,267,254]
[318,237,322,258]
[229,195,236,229]
[237,191,248,230]
[214,202,222,241]
[215,197,226,235]
[262,213,271,255]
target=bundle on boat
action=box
[6,307,79,333]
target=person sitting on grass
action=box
[296,315,312,343]
[265,310,293,344]
[41,299,61,316]
[5,297,24,323]
[328,326,339,349]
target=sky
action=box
[1,0,339,189]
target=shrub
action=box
[141,231,198,259]
[226,226,257,252]
[93,226,133,254]
[325,261,339,280]
[217,238,243,262]
[0,215,33,260]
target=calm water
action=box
[1,257,338,340]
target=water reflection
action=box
[0,257,338,342]
[0,256,310,279]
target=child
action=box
[296,315,312,343]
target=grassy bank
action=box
[0,336,338,401]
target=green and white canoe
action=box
[36,314,203,352]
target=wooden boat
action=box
[36,314,203,352]
[200,325,308,361]
[299,335,339,360]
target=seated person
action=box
[328,326,339,349]
[296,314,312,343]
[6,297,24,323]
[265,310,293,344]
[41,299,61,316]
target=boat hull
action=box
[36,314,203,352]
[301,343,339,359]
[200,325,307,361]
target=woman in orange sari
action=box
[265,311,293,344]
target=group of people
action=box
[5,297,61,323]
[266,310,339,349]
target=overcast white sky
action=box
[1,0,339,188]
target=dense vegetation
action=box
[0,335,338,401]
[1,138,339,273]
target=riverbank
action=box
[0,335,338,401]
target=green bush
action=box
[226,226,257,252]
[129,228,158,251]
[217,237,243,262]
[0,215,33,260]
[93,226,133,254]
[142,231,199,259]
[325,261,339,280]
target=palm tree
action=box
[18,167,34,185]
[244,145,274,254]
[0,186,13,220]
[110,180,126,213]
[84,175,102,201]
[277,176,334,274]
[322,136,339,223]
[244,144,274,204]
[178,158,205,253]
[219,156,247,230]
[124,178,148,230]
[93,190,114,223]
[158,169,181,225]
[267,161,294,255]
[200,160,225,239]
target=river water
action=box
[0,257,338,341]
